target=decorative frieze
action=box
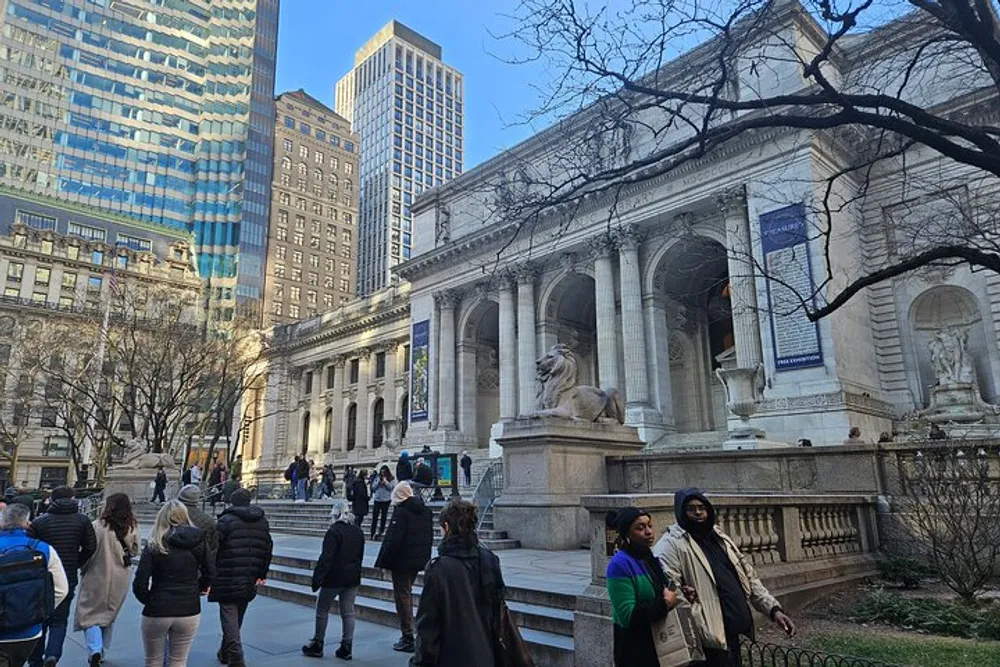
[759,391,895,417]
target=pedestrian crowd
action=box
[0,448,520,667]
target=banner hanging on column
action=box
[760,203,824,370]
[410,319,430,422]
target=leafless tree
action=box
[886,443,1000,600]
[488,0,1000,320]
[0,315,52,485]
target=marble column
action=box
[593,236,622,392]
[643,295,675,428]
[366,348,382,449]
[383,343,398,429]
[498,275,518,421]
[516,265,538,416]
[333,356,348,453]
[357,349,371,449]
[615,225,650,407]
[720,186,764,368]
[436,291,458,430]
[457,341,478,440]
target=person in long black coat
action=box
[209,489,273,667]
[350,472,370,528]
[375,481,433,653]
[301,501,365,660]
[411,499,507,667]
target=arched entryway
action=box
[538,272,599,386]
[371,398,384,448]
[459,299,500,449]
[300,412,310,455]
[346,403,357,452]
[649,236,733,433]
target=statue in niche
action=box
[435,205,451,245]
[929,326,974,385]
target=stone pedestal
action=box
[922,382,988,423]
[493,417,644,550]
[104,461,180,503]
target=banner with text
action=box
[760,203,824,370]
[410,319,430,422]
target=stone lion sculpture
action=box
[119,438,175,469]
[534,343,625,424]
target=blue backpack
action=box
[0,539,55,632]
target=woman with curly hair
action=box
[74,493,140,667]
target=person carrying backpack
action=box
[0,503,70,666]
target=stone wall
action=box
[574,493,880,667]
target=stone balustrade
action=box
[574,492,880,667]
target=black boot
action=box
[217,647,229,664]
[302,640,324,658]
[89,654,102,667]
[334,642,352,660]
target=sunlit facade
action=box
[0,0,279,321]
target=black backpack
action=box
[0,539,55,633]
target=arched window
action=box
[323,408,333,453]
[298,163,307,176]
[371,398,384,448]
[329,174,338,188]
[313,168,323,181]
[301,411,310,455]
[400,394,409,439]
[281,156,291,170]
[346,404,357,452]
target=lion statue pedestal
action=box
[103,439,180,502]
[493,344,645,550]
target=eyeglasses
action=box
[685,505,709,515]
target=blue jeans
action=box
[84,624,115,656]
[29,586,74,665]
[290,480,298,500]
[296,479,307,501]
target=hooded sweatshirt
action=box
[673,488,752,639]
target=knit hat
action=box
[229,488,251,507]
[177,484,201,506]
[605,507,651,542]
[3,487,16,501]
[391,480,414,506]
[329,500,354,525]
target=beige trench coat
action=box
[653,524,779,651]
[73,519,140,630]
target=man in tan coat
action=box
[653,488,795,667]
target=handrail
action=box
[79,491,105,521]
[472,459,503,530]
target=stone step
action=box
[269,555,577,612]
[266,565,574,637]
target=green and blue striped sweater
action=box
[605,547,671,667]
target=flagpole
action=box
[81,268,115,473]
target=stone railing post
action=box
[778,505,805,562]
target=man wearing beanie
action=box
[176,484,219,554]
[654,488,795,667]
[210,489,273,667]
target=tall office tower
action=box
[0,0,279,322]
[336,20,464,296]
[263,90,359,326]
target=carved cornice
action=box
[272,301,410,353]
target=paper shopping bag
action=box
[652,603,704,667]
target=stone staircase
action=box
[137,499,521,550]
[259,553,574,667]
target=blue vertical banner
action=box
[759,203,824,370]
[410,319,430,422]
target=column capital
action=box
[558,252,580,274]
[471,280,497,302]
[514,262,540,285]
[716,185,747,214]
[612,224,644,252]
[591,233,616,259]
[331,354,347,367]
[356,346,372,358]
[433,288,462,309]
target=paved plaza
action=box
[60,592,407,666]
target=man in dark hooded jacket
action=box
[210,489,273,667]
[28,486,97,667]
[653,488,795,667]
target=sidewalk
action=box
[61,591,409,666]
[270,532,592,596]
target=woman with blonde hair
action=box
[133,500,214,667]
[74,493,140,667]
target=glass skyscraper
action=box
[336,21,464,296]
[0,0,278,320]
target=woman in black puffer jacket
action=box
[133,500,214,667]
[301,501,365,660]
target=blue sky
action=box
[275,1,545,169]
